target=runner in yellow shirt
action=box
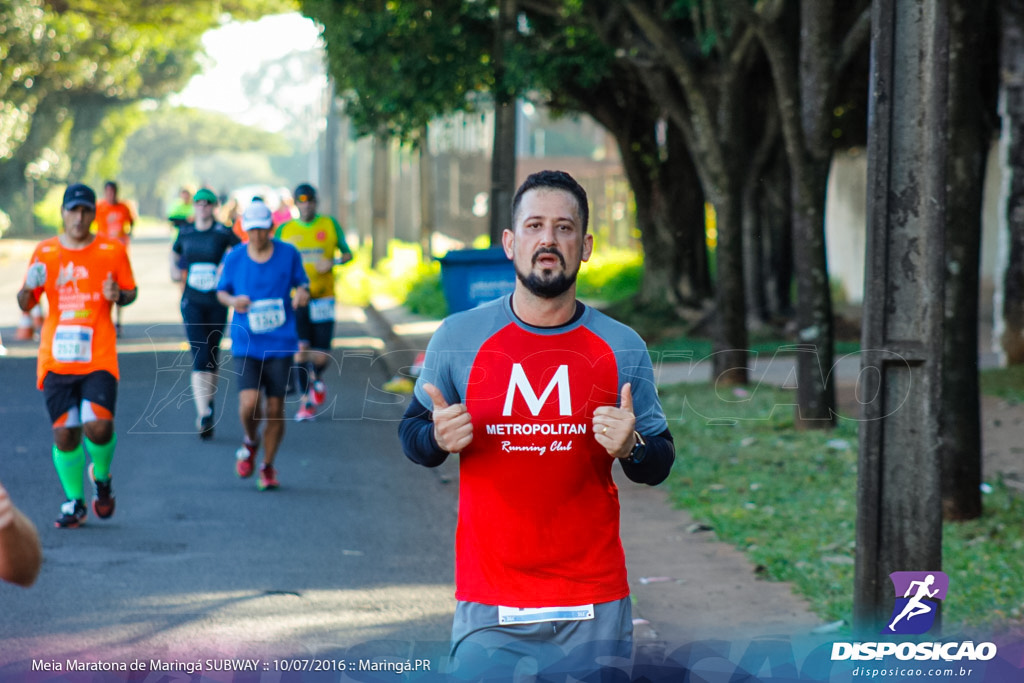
[274,183,353,421]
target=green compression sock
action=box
[52,444,86,501]
[84,433,117,482]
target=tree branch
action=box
[837,6,871,75]
[622,0,723,175]
[722,0,808,184]
[516,0,562,20]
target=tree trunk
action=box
[712,188,749,385]
[647,122,710,308]
[371,135,390,267]
[998,0,1024,364]
[66,94,113,183]
[419,126,435,261]
[743,106,782,326]
[941,0,994,520]
[791,163,836,426]
[564,68,711,313]
[763,145,795,318]
[488,0,517,246]
[620,119,709,310]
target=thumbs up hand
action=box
[423,382,474,454]
[592,383,638,458]
[102,272,120,302]
[24,262,47,289]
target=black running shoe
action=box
[89,463,116,519]
[199,407,215,440]
[55,499,87,529]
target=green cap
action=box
[193,188,218,204]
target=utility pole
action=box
[488,0,517,245]
[855,0,949,634]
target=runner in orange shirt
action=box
[16,183,138,529]
[94,181,135,246]
[94,181,136,336]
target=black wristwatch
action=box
[626,431,647,464]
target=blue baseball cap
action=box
[63,183,96,210]
[294,183,317,202]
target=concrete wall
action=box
[825,144,1001,305]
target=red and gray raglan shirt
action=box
[399,295,675,609]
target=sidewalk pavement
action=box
[363,296,838,653]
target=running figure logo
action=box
[883,571,948,635]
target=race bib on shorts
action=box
[497,605,595,625]
[248,298,286,334]
[53,325,93,363]
[309,296,335,323]
[186,263,218,291]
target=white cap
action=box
[241,201,273,230]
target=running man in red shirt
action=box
[94,181,136,336]
[17,183,138,529]
[399,171,675,677]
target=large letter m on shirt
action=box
[502,363,572,417]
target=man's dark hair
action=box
[104,181,118,192]
[511,170,589,234]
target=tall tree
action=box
[997,0,1024,364]
[514,2,712,311]
[301,0,494,141]
[120,107,290,215]
[941,0,998,520]
[729,0,871,426]
[0,0,293,228]
[598,0,763,384]
[307,0,713,316]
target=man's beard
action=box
[515,247,578,298]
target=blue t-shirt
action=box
[216,240,309,359]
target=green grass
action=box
[980,364,1024,404]
[660,383,860,626]
[334,241,437,308]
[649,335,861,358]
[576,248,643,303]
[658,379,1024,634]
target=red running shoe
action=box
[258,465,279,491]
[310,380,327,406]
[235,440,258,478]
[89,463,116,519]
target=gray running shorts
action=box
[448,597,633,680]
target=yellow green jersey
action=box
[275,215,352,299]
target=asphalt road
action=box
[0,230,458,675]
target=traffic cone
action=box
[15,312,34,340]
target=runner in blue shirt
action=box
[216,201,309,491]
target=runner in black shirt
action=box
[171,188,241,439]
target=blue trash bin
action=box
[438,247,516,314]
